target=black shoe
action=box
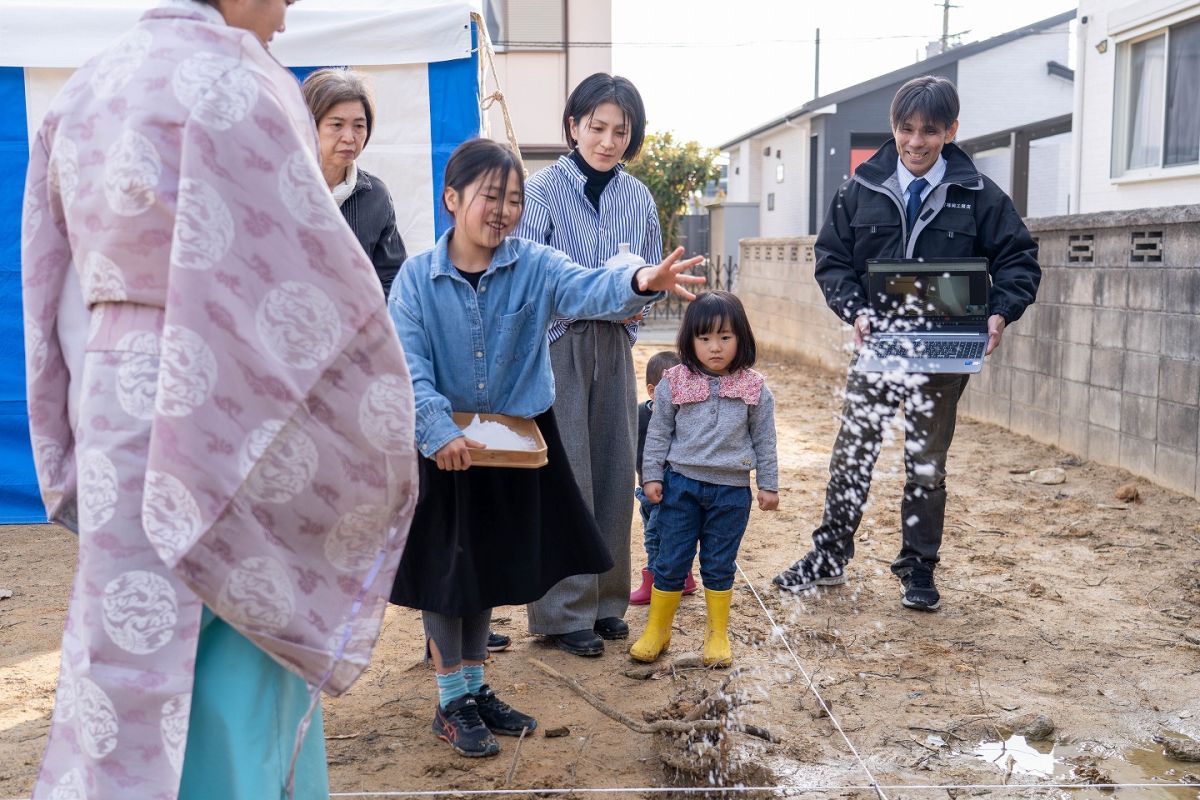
[486,631,511,652]
[432,695,500,757]
[550,629,604,656]
[772,550,847,593]
[474,684,537,736]
[900,565,941,612]
[593,617,629,640]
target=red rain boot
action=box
[629,568,654,605]
[682,571,698,596]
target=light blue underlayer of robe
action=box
[179,608,330,800]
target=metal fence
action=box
[646,254,739,322]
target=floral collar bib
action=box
[666,364,765,406]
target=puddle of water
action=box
[973,734,1200,799]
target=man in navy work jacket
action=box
[773,75,1040,611]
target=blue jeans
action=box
[635,485,661,570]
[652,467,751,592]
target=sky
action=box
[611,0,1078,149]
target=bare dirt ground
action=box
[3,343,1200,799]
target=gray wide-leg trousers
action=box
[527,321,636,635]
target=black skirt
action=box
[389,410,613,617]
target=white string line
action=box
[733,561,887,800]
[321,782,1200,798]
[8,783,1200,800]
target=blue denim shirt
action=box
[389,229,663,458]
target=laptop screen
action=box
[866,259,989,331]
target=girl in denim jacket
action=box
[386,138,703,758]
[633,291,779,667]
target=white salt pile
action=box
[461,415,538,451]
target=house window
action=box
[1112,15,1200,175]
[767,192,775,211]
[776,164,785,183]
[484,0,565,52]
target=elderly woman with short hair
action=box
[302,68,407,295]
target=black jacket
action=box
[815,141,1040,325]
[340,167,406,297]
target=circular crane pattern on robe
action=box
[142,470,204,564]
[171,178,234,271]
[218,556,296,635]
[255,281,342,369]
[172,52,259,131]
[359,374,414,455]
[90,28,153,99]
[101,570,179,656]
[155,324,217,417]
[104,128,161,217]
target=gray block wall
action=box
[737,204,1200,499]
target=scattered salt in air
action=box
[462,415,538,451]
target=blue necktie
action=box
[905,177,929,232]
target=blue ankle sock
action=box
[436,669,469,707]
[463,664,484,695]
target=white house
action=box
[481,0,613,172]
[1071,0,1200,212]
[719,11,1076,237]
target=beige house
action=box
[481,0,613,172]
[1072,0,1200,211]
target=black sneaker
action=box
[900,565,941,612]
[486,631,511,652]
[474,684,537,736]
[772,551,847,593]
[432,695,500,757]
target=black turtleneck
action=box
[570,149,616,212]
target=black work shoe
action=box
[900,565,941,612]
[593,617,629,640]
[432,695,500,757]
[772,551,847,593]
[486,631,511,652]
[551,629,604,656]
[474,684,537,736]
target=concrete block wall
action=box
[737,237,851,373]
[737,205,1200,499]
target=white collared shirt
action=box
[896,155,946,203]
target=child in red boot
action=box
[631,351,697,604]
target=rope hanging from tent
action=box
[471,12,528,178]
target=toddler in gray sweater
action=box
[632,291,778,667]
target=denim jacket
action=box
[389,229,663,458]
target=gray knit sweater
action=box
[642,369,778,490]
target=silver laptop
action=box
[854,258,989,375]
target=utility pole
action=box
[814,28,820,98]
[939,0,960,51]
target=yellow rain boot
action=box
[702,588,734,667]
[629,587,683,663]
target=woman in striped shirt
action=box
[516,73,663,657]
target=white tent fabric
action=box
[0,0,478,68]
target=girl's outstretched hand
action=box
[434,436,486,471]
[636,247,706,300]
[757,490,779,511]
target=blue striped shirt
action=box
[514,154,663,344]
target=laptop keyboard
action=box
[868,338,985,360]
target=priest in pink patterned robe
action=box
[21,1,418,797]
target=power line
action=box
[490,28,1068,49]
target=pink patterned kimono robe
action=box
[21,6,418,798]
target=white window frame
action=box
[1110,9,1200,181]
[485,0,566,53]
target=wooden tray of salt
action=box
[451,412,548,469]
